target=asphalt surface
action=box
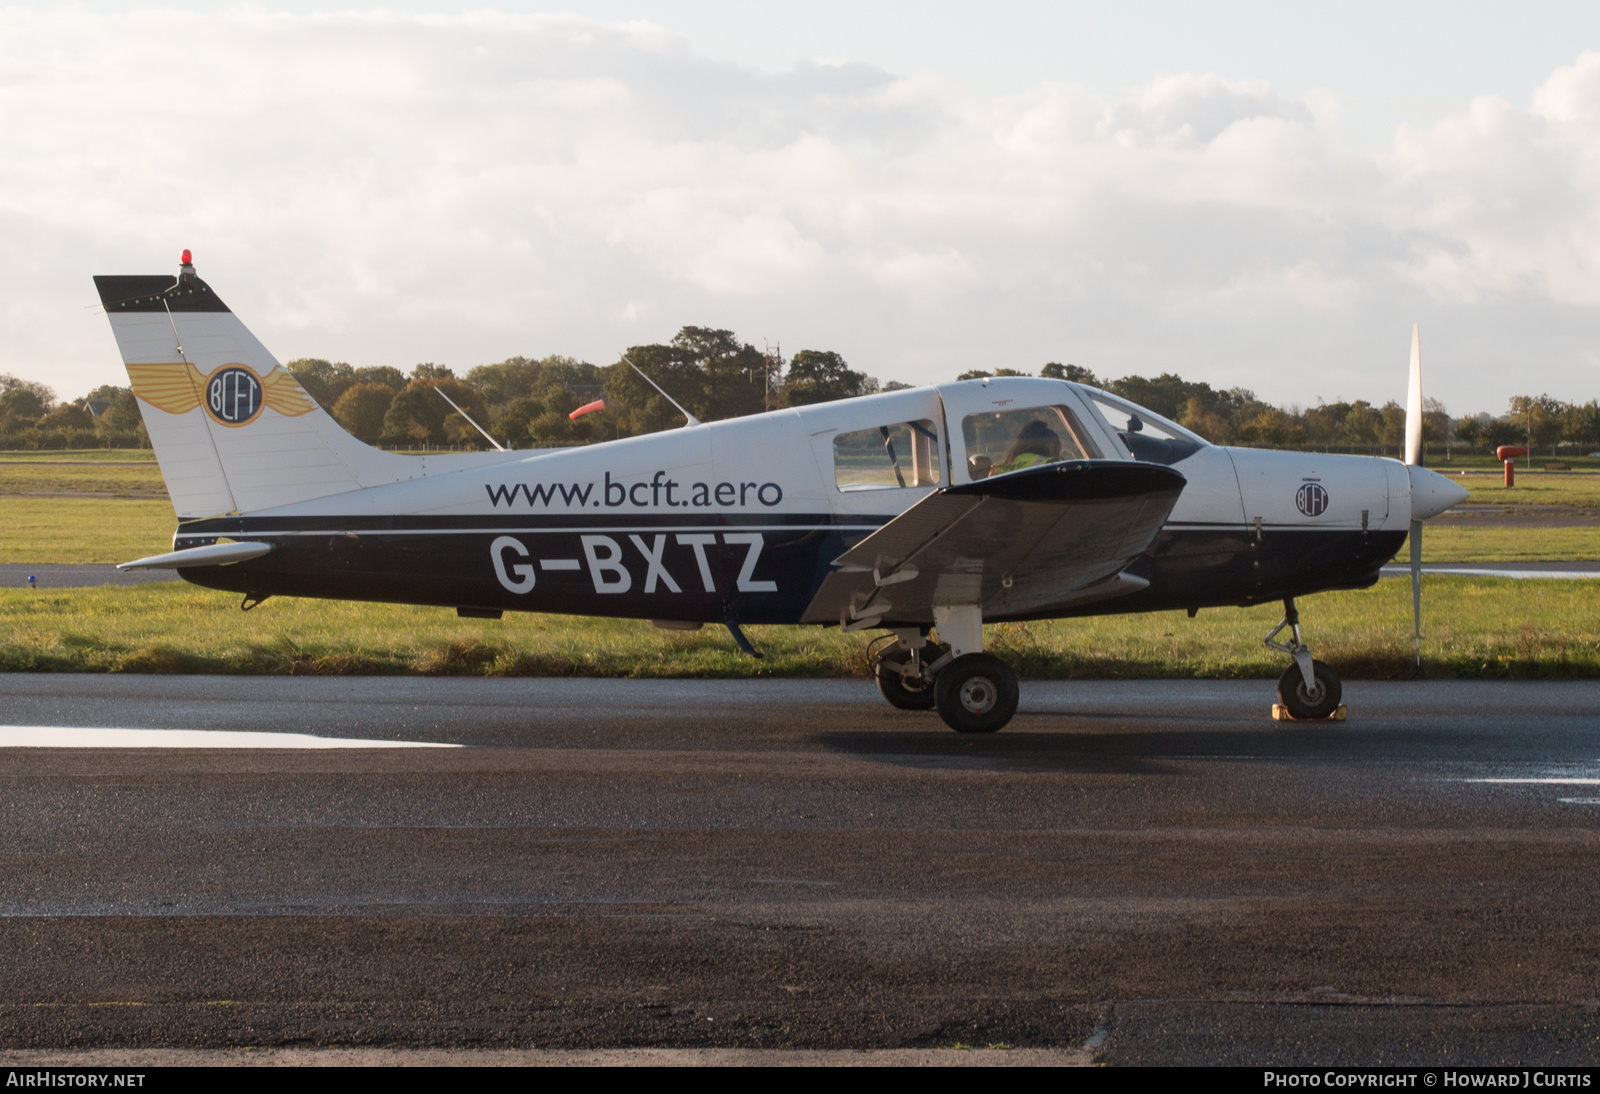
[0,564,175,588]
[1379,561,1600,578]
[2,675,1600,1065]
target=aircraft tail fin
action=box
[95,259,416,518]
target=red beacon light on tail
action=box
[180,249,192,266]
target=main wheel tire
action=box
[876,649,937,711]
[934,653,1019,733]
[1277,659,1342,720]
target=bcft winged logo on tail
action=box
[126,361,317,425]
[100,253,1468,733]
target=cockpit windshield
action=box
[1082,389,1207,466]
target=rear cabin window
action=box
[961,406,1098,480]
[834,420,942,491]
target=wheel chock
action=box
[1272,704,1347,722]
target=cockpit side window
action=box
[1083,390,1207,466]
[834,420,942,491]
[960,406,1099,481]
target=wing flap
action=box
[802,460,1185,625]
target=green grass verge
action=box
[1,577,1594,678]
[1423,527,1599,562]
[5,450,1600,508]
[1455,471,1600,508]
[0,499,1592,568]
[0,449,163,498]
[0,461,167,497]
[0,449,157,462]
[1421,454,1600,471]
[0,499,175,564]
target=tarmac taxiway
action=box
[2,675,1600,1065]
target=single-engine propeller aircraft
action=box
[98,255,1469,733]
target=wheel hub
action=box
[958,676,997,715]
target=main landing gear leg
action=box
[930,605,1019,734]
[869,609,1022,733]
[1264,597,1343,720]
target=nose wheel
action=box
[1265,597,1344,721]
[1276,658,1342,720]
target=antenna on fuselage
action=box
[432,385,505,451]
[622,354,702,427]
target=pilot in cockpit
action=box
[991,419,1062,475]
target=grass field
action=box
[0,453,1592,680]
[0,449,158,462]
[1423,526,1598,561]
[4,449,1600,506]
[0,499,175,563]
[0,449,166,500]
[1419,453,1600,471]
[0,462,167,497]
[1454,471,1600,508]
[0,575,1592,678]
[0,499,1593,568]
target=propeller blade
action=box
[1405,323,1423,466]
[1409,518,1423,666]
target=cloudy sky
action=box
[6,2,1600,415]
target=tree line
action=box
[2,329,1596,456]
[276,327,902,449]
[956,364,1557,452]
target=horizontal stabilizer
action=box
[118,541,275,571]
[802,460,1185,626]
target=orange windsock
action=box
[569,399,605,420]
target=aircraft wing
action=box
[801,460,1186,627]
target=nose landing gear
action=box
[1264,597,1344,721]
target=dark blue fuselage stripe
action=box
[173,523,1408,625]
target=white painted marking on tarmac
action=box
[0,726,459,749]
[1380,567,1600,580]
[1465,778,1600,785]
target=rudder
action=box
[95,257,415,518]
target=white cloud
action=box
[1,11,1597,412]
[1382,54,1600,312]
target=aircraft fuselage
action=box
[168,378,1414,624]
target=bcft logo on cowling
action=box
[1296,482,1329,517]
